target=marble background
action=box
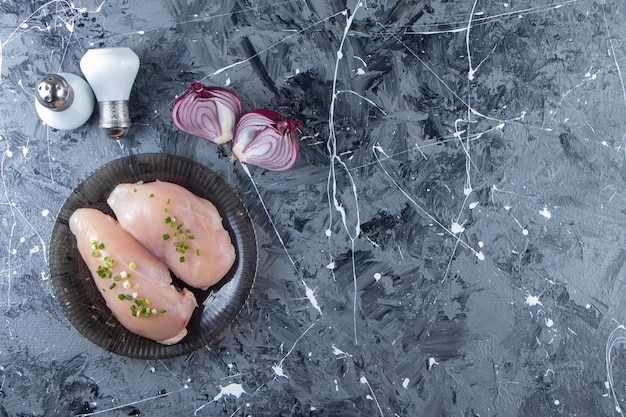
[1,0,626,415]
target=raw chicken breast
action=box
[69,208,197,345]
[107,182,236,289]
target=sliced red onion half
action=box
[172,83,242,145]
[232,109,302,171]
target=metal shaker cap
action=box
[36,74,74,111]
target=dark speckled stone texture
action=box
[1,0,626,416]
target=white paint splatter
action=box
[373,145,484,261]
[272,363,287,378]
[469,201,479,209]
[302,280,322,315]
[373,272,382,281]
[539,206,552,219]
[272,322,316,380]
[428,357,439,370]
[332,345,353,359]
[525,293,542,306]
[325,261,336,270]
[605,325,626,414]
[451,222,465,234]
[402,378,410,388]
[211,383,246,402]
[41,209,49,217]
[545,318,554,328]
[522,228,529,236]
[356,68,365,75]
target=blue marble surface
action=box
[1,0,626,415]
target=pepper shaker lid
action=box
[36,74,74,111]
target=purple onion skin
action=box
[232,109,302,171]
[172,83,242,145]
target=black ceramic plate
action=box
[49,153,257,359]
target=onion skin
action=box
[231,109,302,171]
[172,83,242,145]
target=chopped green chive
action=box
[166,198,171,204]
[125,294,132,300]
[163,208,198,259]
[149,193,154,198]
[196,249,200,256]
[129,262,136,270]
[96,266,108,278]
[103,256,114,268]
[118,294,125,300]
[133,188,137,192]
[109,283,116,290]
[161,308,167,313]
[91,251,99,257]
